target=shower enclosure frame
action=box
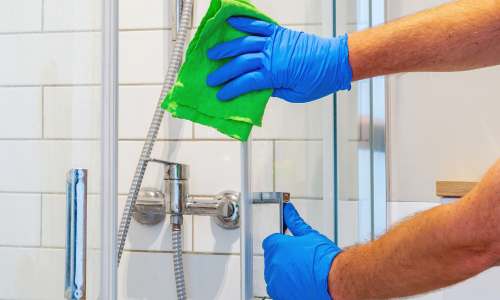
[98,0,388,299]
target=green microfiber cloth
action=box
[161,0,278,141]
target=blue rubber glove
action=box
[263,203,342,300]
[206,17,352,103]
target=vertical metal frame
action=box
[240,140,252,300]
[101,0,118,298]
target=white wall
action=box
[387,0,500,299]
[0,0,325,299]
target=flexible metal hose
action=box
[172,227,187,299]
[117,0,194,265]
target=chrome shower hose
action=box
[172,227,187,299]
[117,0,194,266]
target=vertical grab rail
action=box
[65,168,88,300]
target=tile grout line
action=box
[41,86,44,138]
[39,194,43,247]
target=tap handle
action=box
[146,158,190,180]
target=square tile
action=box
[0,193,41,246]
[275,141,323,198]
[44,86,101,139]
[251,0,322,25]
[0,0,42,33]
[251,141,274,192]
[0,87,42,139]
[119,85,192,140]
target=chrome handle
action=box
[65,169,87,300]
[185,198,232,217]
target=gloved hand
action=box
[206,17,352,103]
[263,203,342,300]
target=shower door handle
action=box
[65,168,87,300]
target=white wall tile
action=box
[194,123,232,139]
[251,0,322,25]
[252,141,273,192]
[389,68,500,203]
[253,97,323,140]
[120,0,171,29]
[337,200,359,248]
[443,268,500,300]
[0,32,100,85]
[118,196,192,251]
[0,248,65,299]
[0,141,100,194]
[193,213,240,254]
[43,0,100,31]
[0,193,41,246]
[44,86,101,139]
[41,194,100,249]
[192,0,212,28]
[291,199,324,234]
[388,0,453,22]
[0,87,42,139]
[393,290,443,300]
[118,141,240,196]
[118,252,240,300]
[119,30,193,85]
[0,0,42,33]
[388,201,440,226]
[119,85,192,140]
[275,141,323,198]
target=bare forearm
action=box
[328,159,500,300]
[348,0,500,81]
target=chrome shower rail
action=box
[117,0,194,265]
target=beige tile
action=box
[44,86,101,139]
[0,32,100,85]
[118,141,240,196]
[0,193,41,246]
[0,141,100,194]
[118,196,192,251]
[118,252,240,300]
[118,85,192,140]
[43,0,100,31]
[0,87,42,139]
[0,0,42,33]
[275,141,323,198]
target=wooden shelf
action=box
[436,181,479,198]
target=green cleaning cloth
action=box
[161,0,278,141]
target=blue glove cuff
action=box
[336,33,353,92]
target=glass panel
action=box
[337,0,387,248]
[249,2,330,298]
[0,0,102,299]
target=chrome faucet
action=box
[132,158,241,229]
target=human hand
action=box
[206,17,352,103]
[262,203,342,300]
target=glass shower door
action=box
[0,0,104,299]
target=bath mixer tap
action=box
[132,158,240,229]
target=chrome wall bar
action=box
[65,169,87,300]
[101,0,119,297]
